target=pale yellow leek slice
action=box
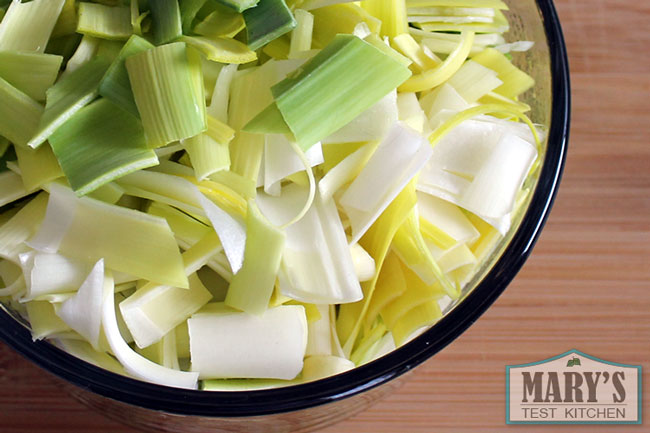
[0,194,48,263]
[363,252,407,330]
[399,30,474,93]
[380,262,444,330]
[337,182,418,356]
[224,201,285,315]
[180,35,257,65]
[26,300,71,341]
[29,183,188,289]
[361,0,408,38]
[391,300,442,346]
[392,33,439,73]
[120,273,212,348]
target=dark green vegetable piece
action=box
[149,0,183,45]
[243,0,296,50]
[99,34,155,116]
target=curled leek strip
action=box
[399,30,475,93]
[280,139,317,229]
[428,103,542,150]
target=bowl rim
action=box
[0,0,570,418]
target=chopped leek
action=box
[364,252,407,328]
[188,304,307,379]
[99,34,155,117]
[29,183,188,288]
[322,91,398,145]
[208,64,238,123]
[26,300,70,341]
[28,57,110,149]
[102,270,200,389]
[49,98,159,196]
[180,35,257,64]
[400,30,474,92]
[0,170,32,209]
[302,355,354,382]
[446,59,503,103]
[126,42,207,148]
[392,209,456,297]
[77,3,132,40]
[224,200,284,315]
[0,77,44,148]
[52,0,78,38]
[149,0,182,45]
[0,0,65,53]
[0,194,48,263]
[306,304,331,356]
[56,259,105,349]
[120,273,212,348]
[194,6,244,39]
[243,0,295,51]
[263,135,322,195]
[0,52,62,101]
[289,9,313,58]
[337,182,418,355]
[310,4,381,48]
[361,0,408,38]
[471,47,535,99]
[247,34,412,150]
[179,0,207,34]
[257,186,362,305]
[0,0,544,390]
[62,35,100,78]
[182,115,234,180]
[340,123,432,244]
[214,0,259,13]
[19,251,91,300]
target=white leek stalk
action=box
[188,304,307,380]
[28,183,188,288]
[102,270,200,389]
[302,355,355,382]
[56,259,105,349]
[19,252,91,300]
[340,122,433,244]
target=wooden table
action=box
[1,0,649,431]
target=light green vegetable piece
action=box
[48,98,159,197]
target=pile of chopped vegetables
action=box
[0,0,542,390]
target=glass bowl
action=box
[0,0,570,432]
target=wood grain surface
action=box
[1,0,649,432]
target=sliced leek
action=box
[99,34,155,117]
[28,57,110,149]
[188,304,307,379]
[0,0,543,390]
[243,0,296,51]
[0,77,44,148]
[0,194,48,263]
[29,183,188,289]
[102,270,200,389]
[0,52,62,101]
[400,30,474,92]
[248,34,412,150]
[182,115,234,180]
[77,2,132,40]
[149,0,182,45]
[0,0,65,53]
[224,201,285,315]
[180,35,257,64]
[49,98,159,196]
[126,42,207,148]
[120,273,212,348]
